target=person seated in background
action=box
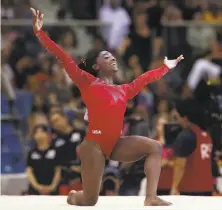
[26,125,61,195]
[49,111,84,194]
[161,5,190,58]
[58,30,77,60]
[100,160,121,196]
[118,10,153,73]
[86,35,107,57]
[187,6,222,91]
[99,0,131,51]
[47,69,73,107]
[27,94,49,140]
[187,11,217,56]
[203,4,222,24]
[170,99,213,196]
[26,56,53,92]
[152,99,170,129]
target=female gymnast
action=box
[30,8,184,206]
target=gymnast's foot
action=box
[67,190,77,205]
[144,196,172,206]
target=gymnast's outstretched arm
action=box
[30,8,95,87]
[122,55,184,99]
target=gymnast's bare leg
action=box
[110,136,171,206]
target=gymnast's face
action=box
[96,51,118,74]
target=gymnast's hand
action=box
[30,8,44,33]
[164,55,184,69]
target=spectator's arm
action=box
[50,166,61,190]
[26,167,41,190]
[26,152,41,190]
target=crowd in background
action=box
[1,0,222,196]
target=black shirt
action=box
[51,129,85,166]
[173,128,197,158]
[128,31,152,71]
[27,146,59,185]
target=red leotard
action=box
[36,30,169,158]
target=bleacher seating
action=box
[1,91,33,174]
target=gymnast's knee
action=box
[148,139,162,155]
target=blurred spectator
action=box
[14,0,32,19]
[119,11,152,72]
[1,50,15,87]
[187,58,221,91]
[136,86,154,121]
[152,79,178,109]
[65,0,95,19]
[187,12,217,55]
[50,112,84,166]
[27,57,52,92]
[26,125,61,195]
[86,35,107,56]
[27,94,49,140]
[49,104,63,115]
[124,98,135,118]
[1,0,15,19]
[181,84,193,100]
[47,70,73,106]
[101,160,120,196]
[99,0,131,51]
[7,32,39,89]
[124,105,150,137]
[203,4,222,23]
[50,111,84,193]
[152,100,170,134]
[128,55,144,78]
[162,6,190,58]
[48,9,72,43]
[178,0,203,20]
[58,31,78,60]
[72,116,86,131]
[146,0,165,57]
[146,0,164,33]
[15,56,36,89]
[156,100,170,119]
[1,56,16,115]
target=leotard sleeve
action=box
[122,65,169,99]
[35,30,95,87]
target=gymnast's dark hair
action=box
[78,51,101,77]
